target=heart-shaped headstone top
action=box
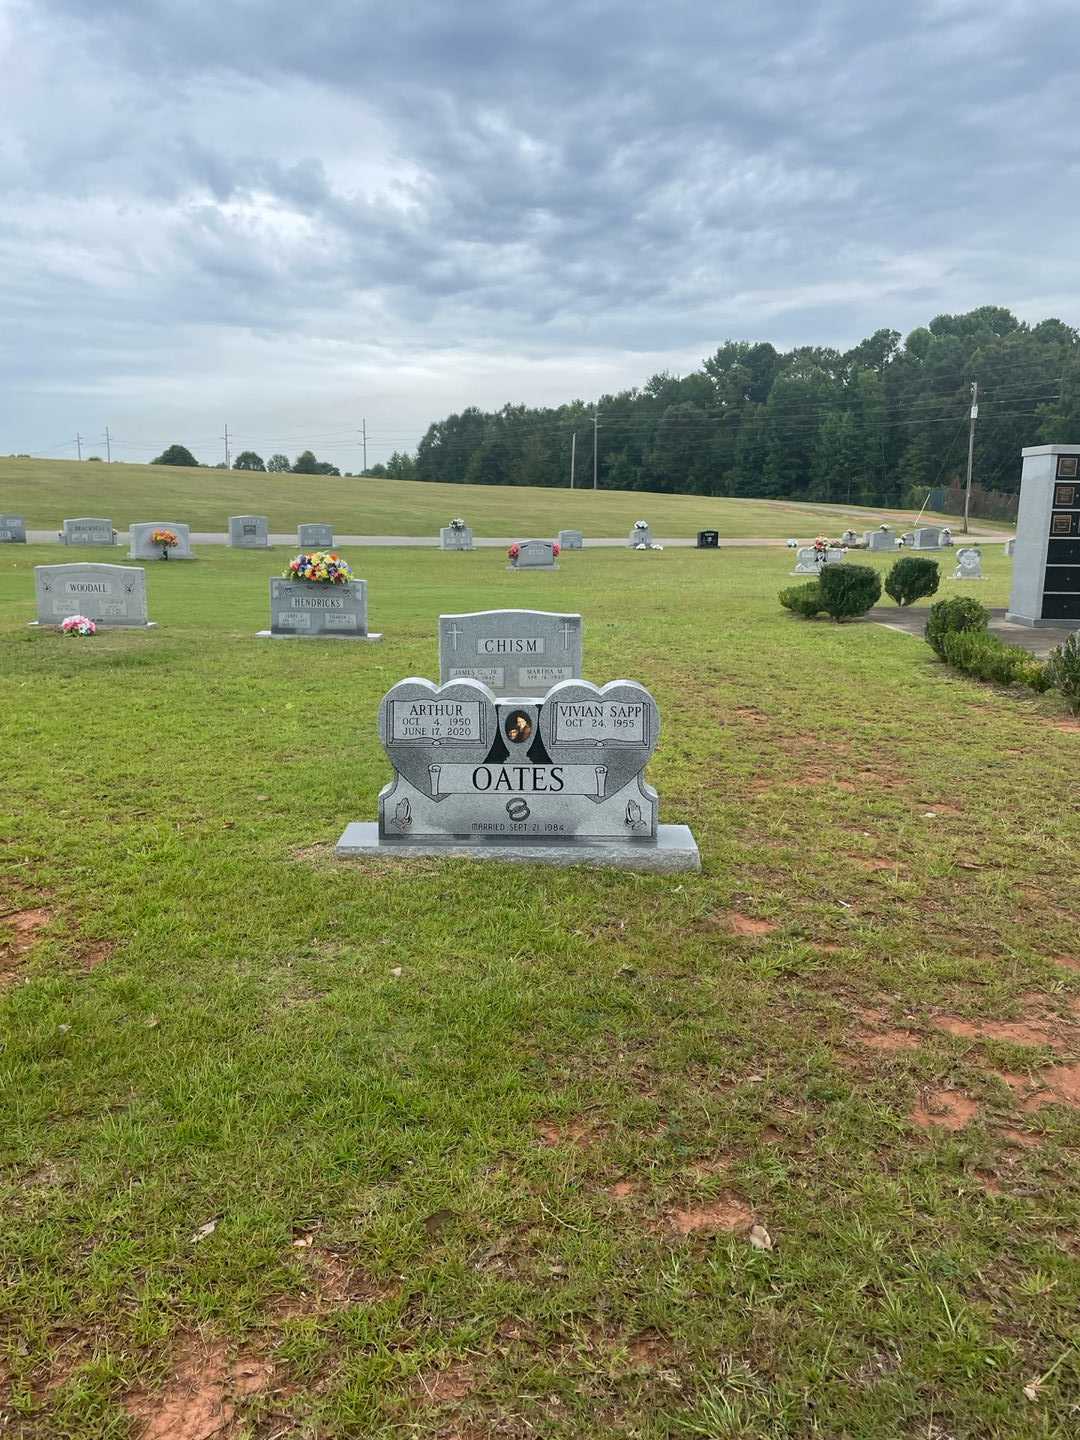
[379,677,497,800]
[538,679,659,803]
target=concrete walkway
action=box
[870,606,1074,658]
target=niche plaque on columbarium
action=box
[1007,445,1080,627]
[334,675,700,872]
[439,610,582,697]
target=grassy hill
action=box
[0,456,1002,537]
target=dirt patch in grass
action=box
[625,1330,675,1368]
[723,912,777,937]
[413,1362,475,1405]
[608,1179,639,1199]
[910,1090,979,1131]
[125,1337,274,1440]
[860,1029,921,1052]
[272,1245,388,1318]
[931,1015,1061,1049]
[537,1118,598,1147]
[82,940,115,972]
[1051,955,1080,973]
[290,842,335,863]
[848,855,905,873]
[0,906,53,987]
[1020,1063,1080,1112]
[668,1196,754,1236]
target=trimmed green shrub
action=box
[1045,632,1080,713]
[817,563,881,622]
[939,630,1046,690]
[779,581,824,618]
[885,556,940,607]
[925,596,988,657]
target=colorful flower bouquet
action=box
[284,551,354,584]
[61,614,96,636]
[151,527,178,559]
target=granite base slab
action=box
[334,822,700,872]
[256,631,383,641]
[29,621,158,629]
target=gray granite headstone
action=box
[0,515,27,543]
[298,523,334,549]
[1005,537,1016,557]
[791,547,820,574]
[953,548,984,579]
[439,610,582,696]
[440,523,474,550]
[509,539,558,570]
[911,526,945,550]
[260,578,381,639]
[33,563,152,627]
[129,522,194,559]
[228,515,270,549]
[841,529,859,546]
[61,517,115,546]
[628,522,654,548]
[863,529,896,551]
[334,675,700,871]
[558,529,584,550]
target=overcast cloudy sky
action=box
[2,0,1078,468]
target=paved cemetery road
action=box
[869,606,1073,658]
[25,530,1011,548]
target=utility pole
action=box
[962,380,978,535]
[224,423,231,470]
[362,418,368,474]
[569,432,576,489]
[105,426,111,463]
[76,432,82,461]
[592,414,599,490]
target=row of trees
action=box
[151,445,341,475]
[406,308,1080,504]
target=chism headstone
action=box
[439,610,582,697]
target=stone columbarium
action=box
[336,609,699,872]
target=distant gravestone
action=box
[440,610,582,696]
[911,526,945,550]
[298,523,334,549]
[335,675,700,872]
[697,530,719,548]
[509,539,558,571]
[1005,537,1016,557]
[32,563,153,627]
[228,515,270,549]
[953,548,984,580]
[841,529,859,546]
[60,517,115,546]
[863,529,896,551]
[129,522,194,559]
[440,520,474,550]
[628,521,654,548]
[0,515,27,544]
[259,577,381,639]
[791,546,843,574]
[558,529,584,550]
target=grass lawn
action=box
[1,541,1077,1439]
[0,457,1009,540]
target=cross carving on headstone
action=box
[446,622,463,651]
[560,622,573,649]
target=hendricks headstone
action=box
[697,530,719,548]
[228,515,270,549]
[129,522,194,559]
[335,675,700,871]
[953,548,984,580]
[298,523,334,549]
[0,515,27,543]
[1007,445,1080,627]
[439,610,582,696]
[509,539,558,570]
[259,578,381,639]
[440,521,474,550]
[60,517,115,546]
[558,529,584,550]
[33,563,152,627]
